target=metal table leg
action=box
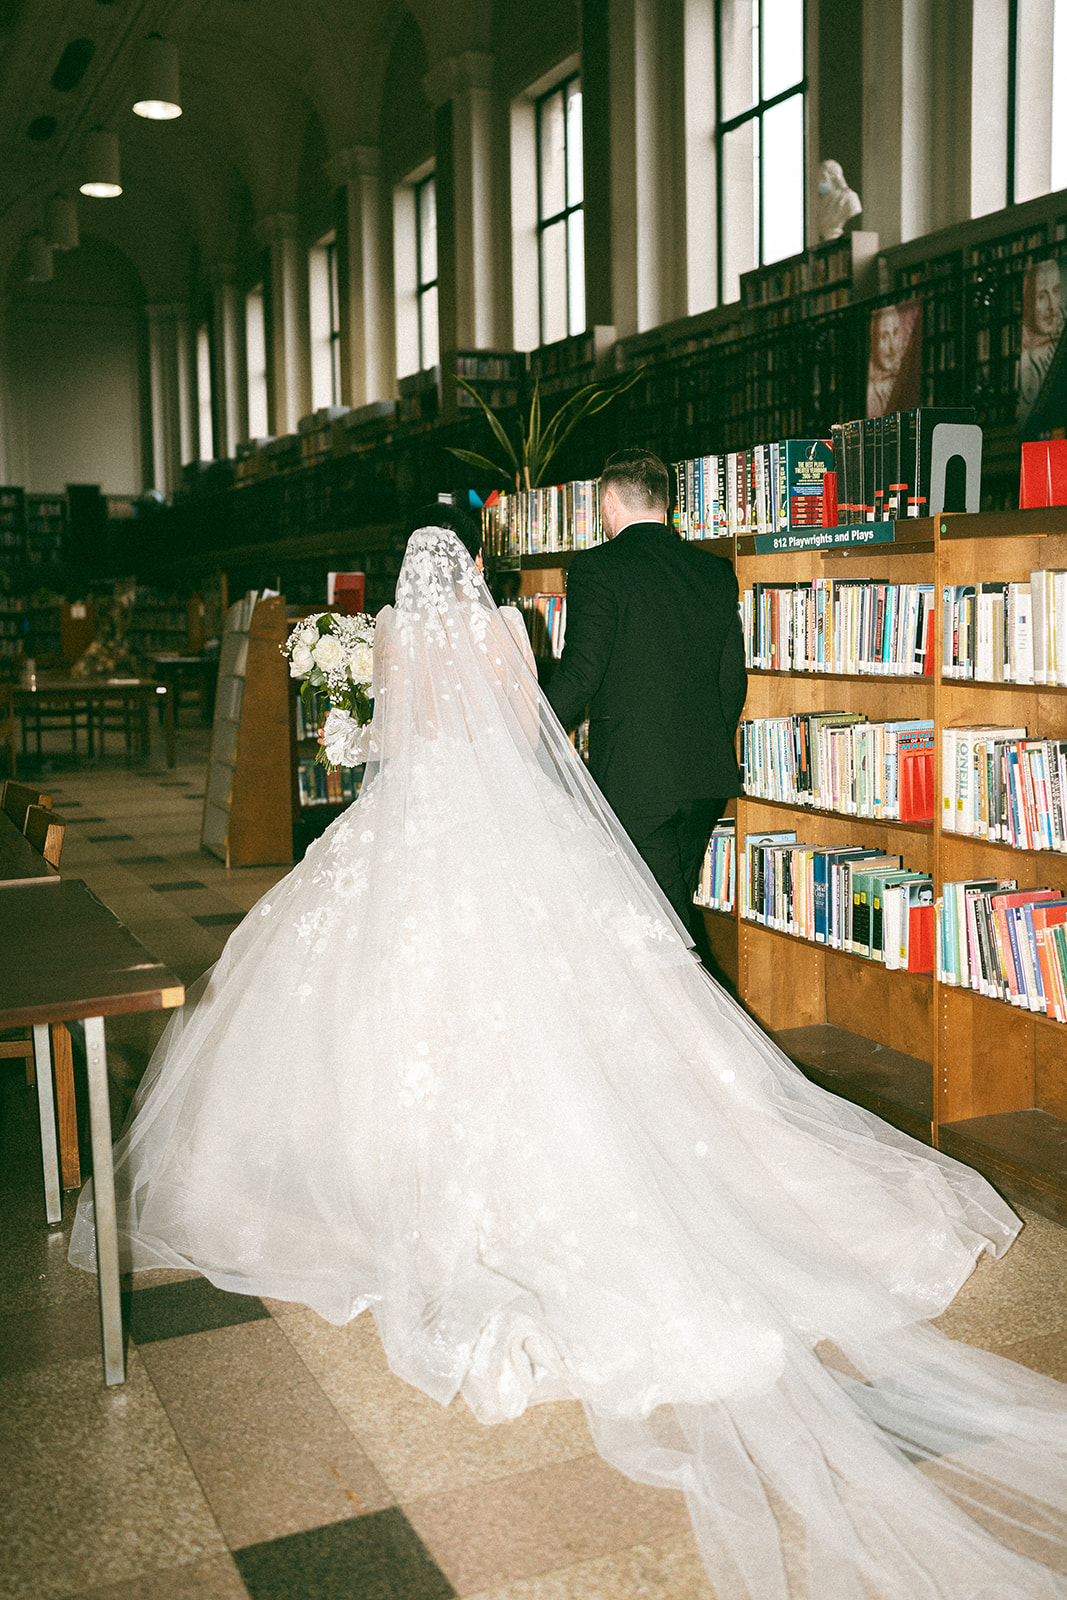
[33,1022,61,1224]
[84,1015,125,1386]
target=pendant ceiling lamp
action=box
[132,32,182,119]
[45,192,79,251]
[25,232,54,283]
[80,127,122,197]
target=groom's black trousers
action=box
[623,796,725,951]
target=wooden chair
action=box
[1,779,52,832]
[0,683,15,778]
[0,800,80,1189]
[23,803,65,868]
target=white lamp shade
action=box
[81,128,122,197]
[132,33,181,119]
[45,192,79,250]
[25,232,54,283]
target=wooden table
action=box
[0,880,184,1385]
[0,808,60,887]
[150,655,218,727]
[15,678,176,767]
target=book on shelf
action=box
[1019,439,1067,507]
[515,594,567,658]
[740,835,932,963]
[742,577,935,676]
[695,818,735,911]
[937,882,1067,1012]
[740,713,933,821]
[740,831,797,925]
[483,480,601,559]
[296,756,363,807]
[849,857,904,957]
[830,407,978,522]
[882,876,935,973]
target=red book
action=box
[990,889,1059,1004]
[328,572,366,615]
[821,471,838,527]
[1020,440,1067,508]
[908,893,934,973]
[898,745,934,823]
[1030,901,1067,1019]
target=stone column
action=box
[327,146,390,408]
[424,52,503,352]
[209,265,243,461]
[255,212,311,437]
[146,303,193,495]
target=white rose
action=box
[348,642,373,682]
[298,622,320,645]
[290,641,314,676]
[313,634,343,671]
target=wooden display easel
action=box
[201,593,294,867]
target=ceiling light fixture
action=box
[80,127,122,197]
[25,232,55,283]
[132,32,182,119]
[45,192,79,250]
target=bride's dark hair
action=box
[406,500,483,563]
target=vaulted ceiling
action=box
[0,0,506,300]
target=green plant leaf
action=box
[455,378,520,476]
[444,446,513,480]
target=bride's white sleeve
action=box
[321,607,393,767]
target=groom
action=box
[546,449,747,955]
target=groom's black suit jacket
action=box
[546,521,747,828]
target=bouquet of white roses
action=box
[281,611,376,769]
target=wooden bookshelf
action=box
[726,505,1067,1225]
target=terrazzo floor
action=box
[2,724,1066,1600]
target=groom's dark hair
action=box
[406,500,483,563]
[599,449,670,514]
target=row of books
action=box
[937,878,1067,1019]
[739,714,935,822]
[294,689,327,743]
[296,757,363,807]
[672,440,834,540]
[694,819,735,911]
[739,830,933,970]
[943,571,1067,685]
[482,481,601,557]
[942,727,1067,850]
[830,407,976,522]
[742,579,935,676]
[514,595,567,659]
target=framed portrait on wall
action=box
[1019,257,1067,431]
[866,300,923,419]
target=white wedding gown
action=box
[71,529,1067,1599]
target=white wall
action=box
[3,238,145,495]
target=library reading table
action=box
[15,677,175,766]
[0,880,184,1385]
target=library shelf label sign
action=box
[751,523,897,555]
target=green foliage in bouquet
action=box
[445,368,645,492]
[283,611,375,769]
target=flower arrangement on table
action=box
[281,612,376,769]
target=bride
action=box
[71,517,1067,1598]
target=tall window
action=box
[309,233,341,409]
[1052,0,1067,190]
[196,323,213,460]
[716,0,806,305]
[415,175,439,371]
[245,284,268,439]
[536,74,585,344]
